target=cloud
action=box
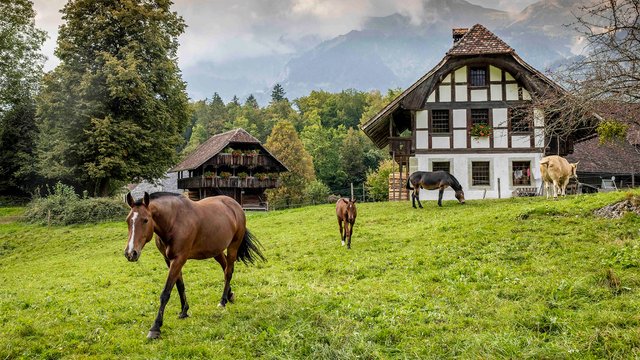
[32,0,540,71]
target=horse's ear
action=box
[143,192,150,207]
[125,192,134,208]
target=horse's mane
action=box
[133,192,183,206]
[446,173,463,192]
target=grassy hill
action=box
[1,192,639,359]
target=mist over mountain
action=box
[182,0,586,104]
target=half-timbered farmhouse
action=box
[170,128,288,210]
[362,24,580,200]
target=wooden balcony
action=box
[208,153,273,168]
[178,176,280,189]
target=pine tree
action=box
[37,0,190,196]
[271,83,286,103]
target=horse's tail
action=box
[406,177,413,190]
[238,229,266,265]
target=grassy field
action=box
[1,191,639,359]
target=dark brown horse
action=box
[124,192,264,339]
[336,198,357,249]
[406,171,465,208]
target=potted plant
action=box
[238,172,248,179]
[219,171,232,179]
[470,123,492,138]
[203,171,214,179]
[255,173,268,181]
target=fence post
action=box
[497,178,501,199]
[351,183,354,200]
[362,183,365,202]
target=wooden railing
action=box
[178,176,279,189]
[208,154,273,168]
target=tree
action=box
[341,128,368,187]
[535,0,640,143]
[265,121,315,208]
[300,124,347,191]
[365,159,395,201]
[37,0,190,196]
[0,0,46,195]
[271,83,287,103]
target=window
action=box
[472,161,490,186]
[510,107,531,132]
[432,161,450,173]
[431,110,450,133]
[471,109,489,126]
[469,66,487,87]
[512,161,531,186]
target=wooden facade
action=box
[170,128,288,210]
[362,24,588,200]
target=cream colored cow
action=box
[540,155,578,199]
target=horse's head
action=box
[346,198,357,222]
[124,192,155,262]
[455,190,465,204]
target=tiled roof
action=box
[171,128,261,172]
[447,24,513,56]
[566,136,640,174]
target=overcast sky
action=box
[33,0,539,71]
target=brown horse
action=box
[336,198,357,249]
[406,171,465,208]
[124,192,264,339]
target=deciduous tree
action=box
[37,0,190,196]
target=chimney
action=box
[452,28,468,43]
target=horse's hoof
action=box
[178,313,189,319]
[229,292,236,303]
[147,330,161,339]
[218,302,226,308]
[341,241,345,246]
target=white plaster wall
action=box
[493,129,508,148]
[443,74,451,83]
[455,66,467,82]
[490,66,501,81]
[431,136,450,149]
[439,85,451,102]
[534,109,544,127]
[522,89,531,100]
[493,108,508,127]
[453,109,466,128]
[490,85,502,101]
[453,130,467,148]
[535,129,545,147]
[470,89,487,101]
[512,135,531,148]
[505,72,515,81]
[470,137,490,149]
[413,152,544,200]
[427,91,436,103]
[506,83,518,100]
[416,130,429,149]
[455,85,467,101]
[416,110,428,129]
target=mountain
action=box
[181,0,588,104]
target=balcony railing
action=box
[178,176,280,189]
[209,153,273,168]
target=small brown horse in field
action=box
[406,171,465,208]
[124,192,264,339]
[336,198,357,249]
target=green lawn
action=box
[1,192,639,359]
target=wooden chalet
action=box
[170,128,288,210]
[362,24,585,200]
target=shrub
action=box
[304,180,331,204]
[24,182,128,225]
[366,160,395,201]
